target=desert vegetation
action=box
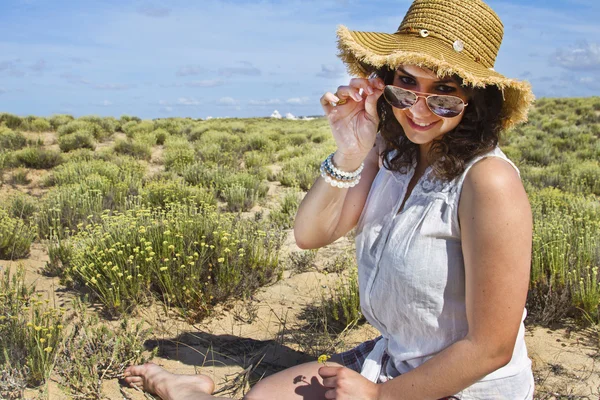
[0,97,598,398]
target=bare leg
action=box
[123,363,230,400]
[244,357,344,400]
[124,356,345,400]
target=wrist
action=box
[332,150,367,172]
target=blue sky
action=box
[0,0,599,119]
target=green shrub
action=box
[0,266,65,387]
[186,125,210,141]
[57,120,103,140]
[9,168,31,185]
[196,130,241,154]
[43,158,144,188]
[0,113,22,129]
[529,187,600,323]
[79,115,119,135]
[37,175,139,238]
[113,139,152,160]
[153,119,182,135]
[164,138,196,172]
[9,147,63,169]
[268,190,300,229]
[122,120,154,138]
[28,118,52,132]
[141,179,216,208]
[0,208,37,259]
[153,128,169,145]
[0,127,27,150]
[119,115,141,124]
[64,203,284,318]
[278,154,323,191]
[55,304,153,397]
[288,249,318,274]
[48,114,75,130]
[321,267,363,333]
[244,150,272,168]
[58,131,96,152]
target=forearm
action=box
[378,337,510,400]
[294,152,367,249]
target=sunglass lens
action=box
[427,95,465,118]
[384,86,416,109]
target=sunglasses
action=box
[383,85,468,118]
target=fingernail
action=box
[366,87,373,95]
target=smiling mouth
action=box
[407,116,438,129]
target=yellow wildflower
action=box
[317,354,331,365]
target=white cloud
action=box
[177,97,201,106]
[61,73,91,85]
[316,64,344,79]
[552,41,600,70]
[137,5,171,18]
[248,98,281,106]
[95,100,113,106]
[69,57,91,64]
[219,63,261,78]
[30,59,48,72]
[286,97,311,105]
[186,79,223,87]
[177,65,206,77]
[94,83,135,90]
[217,97,239,106]
[0,59,25,77]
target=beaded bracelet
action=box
[320,168,360,188]
[319,152,363,188]
[325,152,364,179]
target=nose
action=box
[409,96,433,118]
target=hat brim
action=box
[337,25,534,130]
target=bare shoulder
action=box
[462,156,524,199]
[460,156,530,218]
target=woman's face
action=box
[390,65,469,149]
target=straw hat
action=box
[336,0,534,130]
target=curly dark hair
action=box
[375,66,504,181]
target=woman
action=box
[124,0,535,398]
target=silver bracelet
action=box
[325,152,364,179]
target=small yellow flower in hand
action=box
[318,354,331,366]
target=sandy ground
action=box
[2,131,598,399]
[9,233,599,400]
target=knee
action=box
[243,381,268,400]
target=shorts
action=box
[339,336,533,400]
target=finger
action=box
[318,366,343,378]
[320,92,340,107]
[364,87,384,121]
[324,388,337,400]
[335,86,363,103]
[321,376,338,388]
[368,76,386,90]
[348,77,385,96]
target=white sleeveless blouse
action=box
[355,147,533,398]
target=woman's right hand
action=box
[320,77,386,166]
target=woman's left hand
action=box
[319,366,381,400]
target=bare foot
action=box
[123,363,215,400]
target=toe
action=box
[125,364,150,376]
